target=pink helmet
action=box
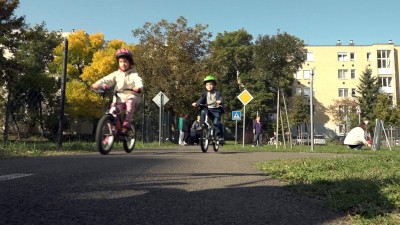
[115,48,134,65]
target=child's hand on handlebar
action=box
[192,102,197,107]
[101,83,109,90]
[216,100,222,105]
[132,87,141,93]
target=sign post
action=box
[152,91,169,146]
[232,111,242,145]
[237,89,253,147]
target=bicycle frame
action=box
[197,104,221,153]
[94,87,137,154]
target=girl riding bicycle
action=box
[192,74,225,144]
[91,48,143,134]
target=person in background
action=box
[182,114,191,146]
[178,115,184,145]
[191,115,202,145]
[344,122,371,150]
[252,116,263,147]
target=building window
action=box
[351,69,356,79]
[338,52,348,61]
[351,88,356,97]
[295,71,302,79]
[379,77,392,87]
[338,69,348,79]
[388,95,394,107]
[350,52,355,61]
[303,87,310,97]
[306,52,314,61]
[367,52,372,61]
[338,124,346,134]
[377,50,391,69]
[338,88,348,97]
[295,87,302,96]
[303,70,310,80]
[338,105,348,117]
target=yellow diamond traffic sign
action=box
[237,89,253,105]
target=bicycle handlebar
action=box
[92,88,138,95]
[195,103,224,109]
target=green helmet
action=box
[203,74,216,84]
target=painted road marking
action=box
[0,173,34,181]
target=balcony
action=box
[379,87,394,94]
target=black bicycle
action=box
[197,104,223,153]
[93,88,137,155]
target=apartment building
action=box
[293,40,398,138]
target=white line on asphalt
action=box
[0,173,34,181]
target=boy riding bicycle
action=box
[91,48,143,134]
[192,74,225,144]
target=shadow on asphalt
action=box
[3,152,394,225]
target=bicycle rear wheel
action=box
[123,123,136,153]
[95,115,115,155]
[200,126,209,153]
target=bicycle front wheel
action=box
[95,115,115,155]
[200,126,209,153]
[212,135,219,152]
[123,123,136,153]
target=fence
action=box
[0,84,261,148]
[0,85,180,148]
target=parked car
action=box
[313,135,326,145]
[293,134,309,145]
[293,134,326,145]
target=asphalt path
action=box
[0,146,348,225]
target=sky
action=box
[15,0,400,46]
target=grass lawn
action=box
[255,143,400,225]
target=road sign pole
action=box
[235,120,237,145]
[159,93,163,146]
[242,105,246,147]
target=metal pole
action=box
[242,105,246,147]
[3,92,11,146]
[57,38,68,150]
[310,68,314,151]
[159,93,163,146]
[235,120,237,145]
[275,89,280,149]
[142,93,145,146]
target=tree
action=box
[50,30,105,80]
[326,97,359,132]
[357,68,379,121]
[209,29,254,115]
[50,30,114,119]
[1,1,64,140]
[290,95,310,133]
[374,93,400,127]
[11,23,62,136]
[0,0,25,140]
[239,31,307,119]
[132,16,212,116]
[0,0,25,87]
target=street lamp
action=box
[310,68,315,151]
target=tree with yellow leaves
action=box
[50,30,134,120]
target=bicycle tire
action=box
[123,123,136,153]
[95,115,114,155]
[200,126,209,153]
[212,128,219,152]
